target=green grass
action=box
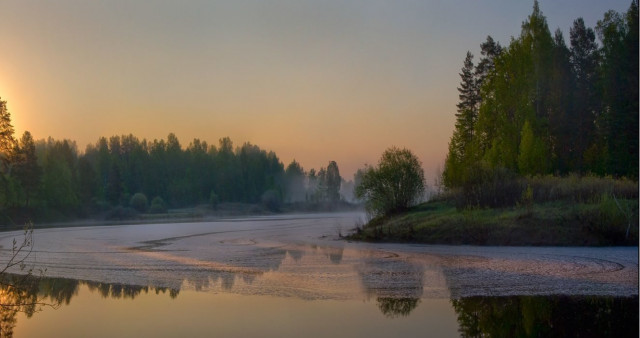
[348,197,638,246]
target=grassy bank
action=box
[349,176,638,246]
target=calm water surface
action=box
[0,212,637,337]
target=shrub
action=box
[455,165,523,209]
[129,193,148,213]
[355,147,425,217]
[149,196,167,214]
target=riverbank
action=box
[0,201,361,232]
[347,198,638,246]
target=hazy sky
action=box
[0,0,632,181]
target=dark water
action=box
[1,274,637,337]
[0,213,637,337]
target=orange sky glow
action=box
[0,1,630,180]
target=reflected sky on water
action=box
[0,213,637,336]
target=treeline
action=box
[444,1,638,188]
[0,102,353,221]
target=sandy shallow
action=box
[0,212,637,299]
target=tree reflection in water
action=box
[357,257,425,318]
[452,295,639,338]
[0,274,179,337]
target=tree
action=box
[444,52,479,187]
[0,98,15,175]
[596,1,638,178]
[548,28,575,174]
[355,147,425,217]
[325,161,341,203]
[569,18,600,173]
[129,193,148,213]
[472,1,554,175]
[475,36,502,93]
[13,131,41,207]
[518,120,550,176]
[284,160,306,203]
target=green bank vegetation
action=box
[350,174,638,246]
[351,1,639,246]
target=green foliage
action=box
[149,196,167,214]
[444,1,639,187]
[456,166,523,209]
[129,193,148,213]
[521,184,534,213]
[0,98,14,173]
[517,120,550,176]
[355,147,425,217]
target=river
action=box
[0,212,637,337]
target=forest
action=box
[0,109,352,224]
[349,1,638,246]
[443,0,638,188]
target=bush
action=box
[455,166,523,209]
[355,147,425,217]
[448,169,638,210]
[129,193,148,213]
[149,196,167,214]
[579,193,638,244]
[261,189,281,212]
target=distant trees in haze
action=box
[444,0,639,188]
[0,104,352,220]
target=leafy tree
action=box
[41,140,79,210]
[315,167,327,202]
[355,147,425,217]
[325,161,341,203]
[12,131,41,207]
[284,160,306,203]
[0,98,15,175]
[518,120,550,176]
[306,168,318,202]
[149,196,167,214]
[471,1,555,175]
[129,193,148,213]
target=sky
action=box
[0,0,633,182]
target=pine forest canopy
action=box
[443,0,638,188]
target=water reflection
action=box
[0,273,181,337]
[357,256,425,318]
[1,272,638,337]
[452,295,639,337]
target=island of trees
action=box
[350,1,638,246]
